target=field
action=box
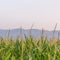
[0,35,60,60]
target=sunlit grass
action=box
[0,35,60,60]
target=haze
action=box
[0,0,60,30]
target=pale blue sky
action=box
[0,0,60,30]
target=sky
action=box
[0,0,60,30]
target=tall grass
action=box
[0,36,60,60]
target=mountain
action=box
[0,28,60,39]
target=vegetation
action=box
[0,35,60,60]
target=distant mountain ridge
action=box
[0,28,60,39]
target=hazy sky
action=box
[0,0,60,30]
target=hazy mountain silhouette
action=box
[0,28,60,39]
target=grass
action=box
[0,35,60,60]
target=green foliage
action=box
[0,37,60,60]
